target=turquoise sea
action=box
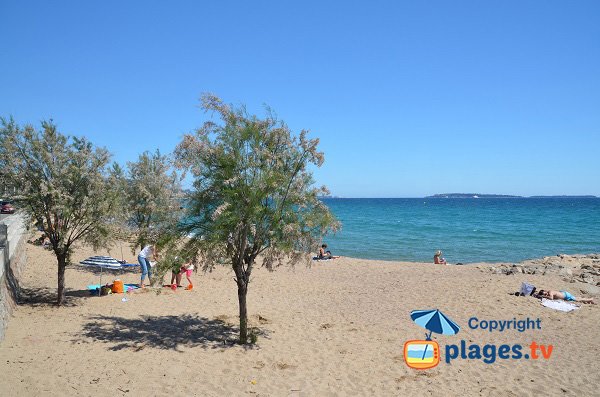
[321,198,600,263]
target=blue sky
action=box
[1,1,598,197]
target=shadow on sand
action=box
[77,314,250,351]
[18,286,94,307]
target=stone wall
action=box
[0,214,28,341]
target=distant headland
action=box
[425,193,597,198]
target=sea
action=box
[320,197,600,264]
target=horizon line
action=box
[319,195,599,199]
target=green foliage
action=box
[248,328,258,345]
[175,94,340,271]
[175,94,340,343]
[123,150,184,252]
[150,233,196,286]
[151,246,181,287]
[0,117,121,304]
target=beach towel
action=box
[541,298,579,312]
[123,283,140,292]
[87,283,140,294]
[312,256,332,261]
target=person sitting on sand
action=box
[537,289,595,304]
[318,244,340,259]
[434,250,447,265]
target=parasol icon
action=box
[410,309,460,359]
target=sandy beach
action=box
[0,243,598,397]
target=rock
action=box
[578,283,600,296]
[558,268,573,277]
[582,276,595,285]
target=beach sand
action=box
[0,243,598,396]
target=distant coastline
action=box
[319,194,598,199]
[424,193,598,199]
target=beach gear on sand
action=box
[100,285,112,296]
[520,282,536,296]
[80,256,126,270]
[111,279,124,293]
[80,256,140,295]
[541,298,579,312]
[87,283,139,295]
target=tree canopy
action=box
[123,149,183,251]
[0,118,121,305]
[175,94,339,343]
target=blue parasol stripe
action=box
[410,309,438,321]
[428,312,444,334]
[412,311,437,327]
[439,312,460,334]
[410,309,434,318]
[440,318,455,334]
[411,309,460,335]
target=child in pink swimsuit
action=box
[179,261,194,290]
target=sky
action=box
[1,1,599,197]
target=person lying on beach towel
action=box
[318,244,340,260]
[537,289,595,304]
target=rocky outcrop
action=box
[484,253,600,295]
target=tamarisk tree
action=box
[0,118,120,305]
[124,150,183,252]
[175,94,339,343]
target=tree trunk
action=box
[237,279,248,344]
[57,254,67,306]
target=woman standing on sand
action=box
[138,244,156,288]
